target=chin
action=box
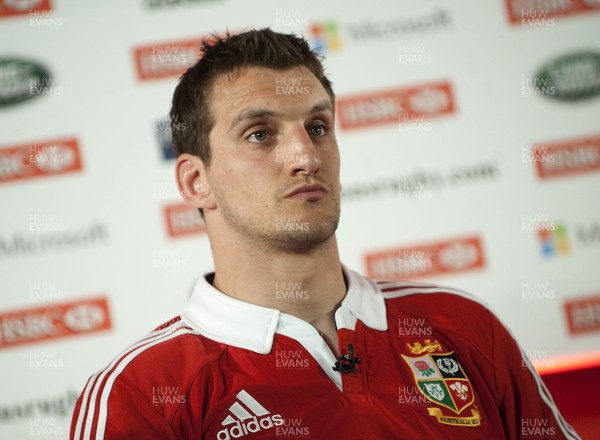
[271,213,340,253]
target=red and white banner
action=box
[564,294,600,335]
[365,235,485,280]
[336,81,456,130]
[533,134,600,179]
[0,0,52,19]
[504,0,600,25]
[164,202,207,238]
[0,137,82,184]
[0,297,112,350]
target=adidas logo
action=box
[217,389,284,439]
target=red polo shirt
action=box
[71,267,579,439]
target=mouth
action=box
[286,184,327,201]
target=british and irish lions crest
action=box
[402,339,481,426]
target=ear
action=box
[175,153,217,211]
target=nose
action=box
[281,126,321,177]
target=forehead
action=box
[209,66,332,124]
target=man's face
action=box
[205,65,341,253]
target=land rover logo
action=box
[0,58,51,106]
[536,52,600,101]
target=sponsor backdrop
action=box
[1,0,599,438]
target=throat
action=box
[314,320,339,357]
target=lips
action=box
[286,184,327,201]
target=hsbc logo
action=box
[564,294,600,335]
[437,241,480,270]
[0,297,111,350]
[133,33,231,81]
[365,235,485,280]
[533,134,600,179]
[217,390,283,439]
[0,0,51,19]
[63,303,106,331]
[0,137,82,184]
[504,0,600,25]
[336,81,455,130]
[163,202,206,238]
[133,39,199,81]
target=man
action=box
[70,28,580,439]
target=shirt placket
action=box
[337,326,369,404]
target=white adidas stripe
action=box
[74,327,181,440]
[227,402,253,422]
[94,328,198,439]
[74,320,194,440]
[236,389,269,416]
[521,353,581,440]
[376,279,437,289]
[379,282,482,304]
[379,281,581,439]
[222,390,270,426]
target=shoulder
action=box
[373,279,495,334]
[376,279,489,308]
[92,316,227,397]
[72,317,227,438]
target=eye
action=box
[247,130,269,143]
[309,124,328,137]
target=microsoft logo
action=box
[538,223,569,257]
[309,21,342,53]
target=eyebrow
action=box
[228,100,334,132]
[310,101,335,115]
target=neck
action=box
[208,224,347,327]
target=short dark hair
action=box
[170,28,335,165]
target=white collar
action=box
[181,265,388,355]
